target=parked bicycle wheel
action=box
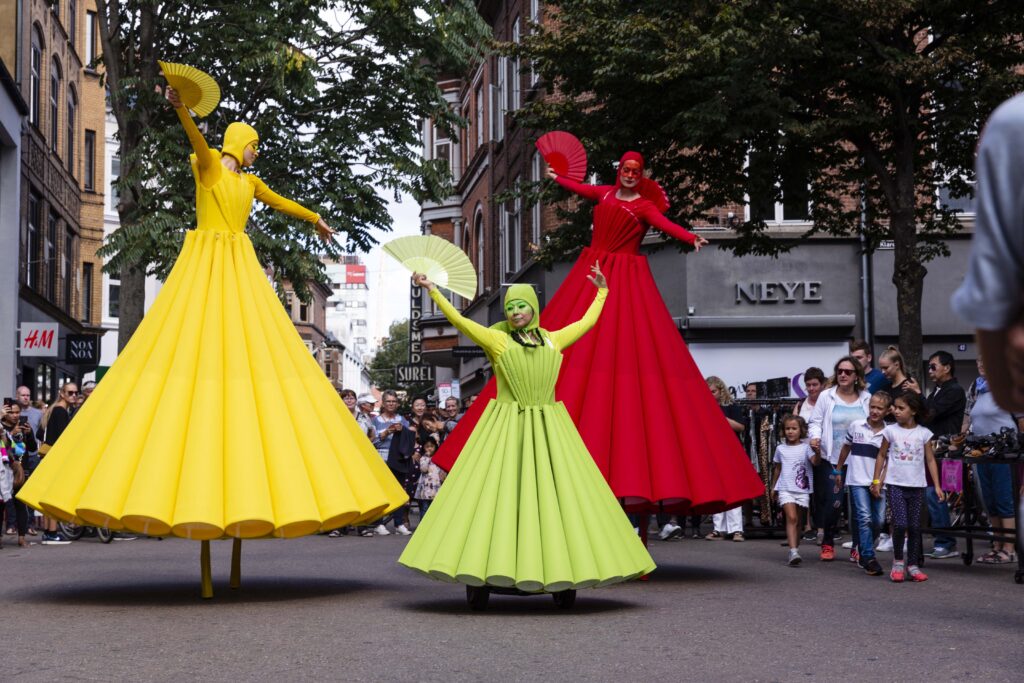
[97,527,115,544]
[58,521,85,541]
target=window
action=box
[63,227,74,312]
[30,30,42,127]
[324,361,333,378]
[299,302,309,322]
[69,0,77,46]
[110,153,120,207]
[529,1,540,86]
[499,204,509,276]
[27,193,41,289]
[81,262,93,322]
[746,146,811,223]
[474,85,484,148]
[938,181,977,216]
[50,59,62,153]
[509,178,522,273]
[510,19,521,111]
[67,87,77,175]
[474,210,484,294]
[108,282,120,318]
[84,130,95,189]
[531,152,542,246]
[46,212,58,299]
[52,0,60,21]
[85,11,96,66]
[493,56,506,142]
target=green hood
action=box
[490,283,541,334]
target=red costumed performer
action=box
[433,150,764,516]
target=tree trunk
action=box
[117,263,147,353]
[890,206,926,382]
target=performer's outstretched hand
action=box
[586,260,607,289]
[412,272,436,291]
[693,235,709,252]
[315,218,335,242]
[545,165,558,180]
[164,84,182,109]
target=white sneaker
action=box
[876,533,893,552]
[841,540,854,549]
[658,523,681,540]
[787,548,802,566]
[374,524,391,536]
[396,524,412,536]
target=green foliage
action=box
[96,0,490,305]
[368,318,433,398]
[516,0,1024,261]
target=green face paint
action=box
[505,300,534,329]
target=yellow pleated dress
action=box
[18,109,407,541]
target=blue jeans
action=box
[848,485,885,560]
[926,485,955,550]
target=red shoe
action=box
[908,567,928,582]
[890,565,905,582]
[820,544,835,561]
[849,548,860,564]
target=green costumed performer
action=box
[399,263,655,601]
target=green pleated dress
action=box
[398,284,655,593]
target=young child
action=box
[836,391,892,576]
[771,415,819,566]
[870,393,943,582]
[414,436,446,518]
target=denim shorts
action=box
[974,462,1015,518]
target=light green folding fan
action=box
[383,235,477,299]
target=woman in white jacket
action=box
[808,356,871,561]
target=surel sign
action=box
[735,281,822,304]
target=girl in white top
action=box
[870,393,943,583]
[771,415,820,566]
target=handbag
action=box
[940,458,963,493]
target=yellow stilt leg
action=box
[200,540,213,599]
[230,538,241,589]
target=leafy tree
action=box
[93,0,488,350]
[517,0,1024,373]
[368,319,433,400]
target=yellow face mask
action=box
[221,122,259,165]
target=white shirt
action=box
[798,398,816,424]
[773,442,816,493]
[881,424,934,488]
[808,387,872,464]
[843,419,885,487]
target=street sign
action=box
[452,345,486,359]
[19,323,58,357]
[396,363,435,384]
[66,334,100,365]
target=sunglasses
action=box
[836,368,856,376]
[928,364,941,371]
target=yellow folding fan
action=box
[158,60,221,118]
[383,235,477,299]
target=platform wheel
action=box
[1014,571,1023,585]
[97,527,115,544]
[552,589,576,609]
[57,521,84,541]
[466,585,490,611]
[962,552,973,566]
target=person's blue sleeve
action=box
[951,94,1024,330]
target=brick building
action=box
[2,0,107,400]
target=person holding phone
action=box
[1,401,36,548]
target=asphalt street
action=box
[1,529,1020,682]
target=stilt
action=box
[230,538,242,589]
[201,540,213,599]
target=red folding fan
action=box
[535,131,587,182]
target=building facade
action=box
[2,0,108,400]
[0,59,28,393]
[323,255,372,394]
[417,0,979,400]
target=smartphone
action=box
[2,397,13,407]
[19,416,29,426]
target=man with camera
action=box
[2,400,37,548]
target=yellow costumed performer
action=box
[18,64,406,598]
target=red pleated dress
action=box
[433,175,765,515]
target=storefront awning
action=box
[686,314,856,329]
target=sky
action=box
[362,190,422,347]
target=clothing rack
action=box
[733,399,800,534]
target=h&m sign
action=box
[735,281,822,304]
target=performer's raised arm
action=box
[413,274,507,354]
[547,166,612,202]
[166,85,219,186]
[550,261,608,350]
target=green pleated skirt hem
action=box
[398,401,656,592]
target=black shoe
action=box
[801,531,817,542]
[862,557,884,576]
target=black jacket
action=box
[923,379,966,437]
[387,426,417,474]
